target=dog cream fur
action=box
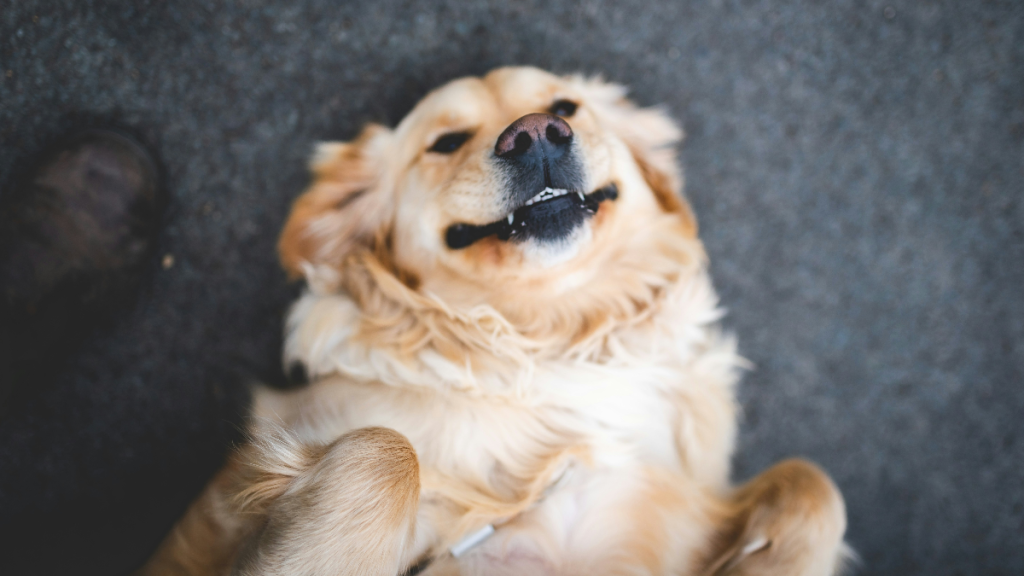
[139,67,848,576]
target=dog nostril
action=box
[513,132,533,155]
[546,124,570,145]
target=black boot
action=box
[0,130,163,412]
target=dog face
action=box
[280,67,696,318]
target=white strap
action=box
[449,524,496,558]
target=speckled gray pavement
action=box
[1,1,1021,574]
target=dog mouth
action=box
[445,183,619,250]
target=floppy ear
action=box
[572,76,698,237]
[279,124,394,279]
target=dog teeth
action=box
[577,191,586,201]
[507,213,514,225]
[524,187,569,206]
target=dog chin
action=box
[518,223,592,268]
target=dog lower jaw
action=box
[519,224,592,268]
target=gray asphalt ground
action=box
[1,1,1022,574]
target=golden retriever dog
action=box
[140,66,848,576]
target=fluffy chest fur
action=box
[255,254,742,573]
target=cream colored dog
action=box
[141,67,848,576]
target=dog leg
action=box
[700,459,850,576]
[234,426,421,576]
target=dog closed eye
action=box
[428,132,472,154]
[548,99,578,118]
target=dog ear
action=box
[573,76,697,237]
[278,124,394,279]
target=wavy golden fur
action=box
[139,67,849,576]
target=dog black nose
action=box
[494,113,573,158]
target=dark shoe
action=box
[0,130,163,409]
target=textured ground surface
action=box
[1,1,1022,574]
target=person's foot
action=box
[0,130,163,409]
